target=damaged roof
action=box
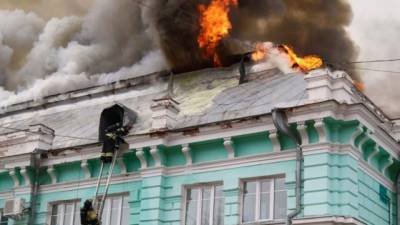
[0,63,308,149]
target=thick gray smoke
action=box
[156,0,358,75]
[0,0,358,106]
[0,0,168,105]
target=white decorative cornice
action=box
[314,119,327,143]
[181,144,192,166]
[150,146,162,167]
[297,121,308,145]
[9,169,20,187]
[47,166,57,184]
[268,129,280,152]
[223,137,235,159]
[81,160,91,179]
[20,167,31,186]
[350,124,364,146]
[382,156,394,177]
[135,148,147,169]
[367,144,379,164]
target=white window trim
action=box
[96,193,129,225]
[47,199,81,225]
[240,176,286,224]
[181,182,224,225]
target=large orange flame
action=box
[197,0,238,66]
[281,45,323,72]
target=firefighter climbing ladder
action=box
[92,149,120,221]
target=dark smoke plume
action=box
[157,0,359,75]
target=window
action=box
[184,184,224,225]
[99,195,129,225]
[50,201,80,225]
[242,177,286,223]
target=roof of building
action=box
[0,62,311,149]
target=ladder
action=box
[91,150,119,222]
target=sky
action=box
[350,0,400,118]
[0,0,399,117]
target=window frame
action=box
[181,182,224,225]
[239,175,286,224]
[96,192,130,225]
[47,199,81,225]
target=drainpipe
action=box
[271,109,303,225]
[287,144,302,225]
[28,149,45,225]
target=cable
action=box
[0,125,97,141]
[347,58,400,64]
[353,67,400,74]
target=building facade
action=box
[0,65,399,225]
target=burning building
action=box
[0,1,399,225]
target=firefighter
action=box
[80,200,99,225]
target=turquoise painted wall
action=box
[0,118,399,225]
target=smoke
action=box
[0,0,168,106]
[0,0,358,107]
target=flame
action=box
[281,44,323,72]
[197,0,238,66]
[354,81,365,92]
[251,43,268,62]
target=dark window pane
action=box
[201,187,211,225]
[260,192,271,220]
[260,180,271,193]
[186,188,199,225]
[274,190,287,219]
[213,186,224,225]
[110,198,122,225]
[243,182,256,223]
[275,178,285,191]
[121,196,129,225]
[244,181,257,194]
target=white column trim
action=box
[223,137,235,159]
[47,165,57,184]
[9,169,20,187]
[314,119,327,143]
[135,148,147,169]
[297,121,308,145]
[181,144,192,166]
[20,167,31,186]
[268,129,280,152]
[81,159,91,179]
[150,146,162,167]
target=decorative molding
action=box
[314,119,327,143]
[181,144,192,166]
[382,156,394,177]
[81,160,91,179]
[358,133,370,152]
[20,167,31,186]
[9,169,20,187]
[293,216,365,225]
[135,148,147,169]
[47,166,57,184]
[297,121,308,145]
[150,146,162,167]
[367,144,379,164]
[350,124,364,146]
[223,137,235,159]
[268,129,280,152]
